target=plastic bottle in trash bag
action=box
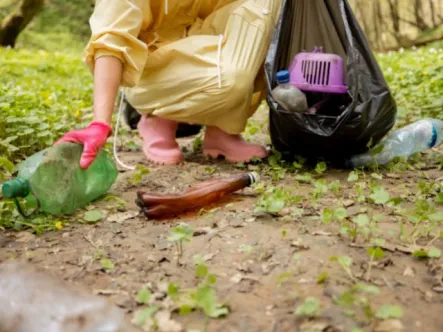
[346,118,443,168]
[271,70,308,113]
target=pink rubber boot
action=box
[203,126,268,163]
[137,115,184,165]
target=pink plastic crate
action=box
[289,47,347,94]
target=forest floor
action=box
[2,104,443,332]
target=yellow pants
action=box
[124,0,283,134]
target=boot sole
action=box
[143,148,184,166]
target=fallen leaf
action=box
[374,319,404,332]
[349,242,421,255]
[155,310,182,332]
[432,286,443,293]
[230,273,243,283]
[312,231,333,236]
[299,319,331,332]
[291,240,310,251]
[203,251,219,262]
[84,210,104,223]
[108,211,138,224]
[93,289,121,296]
[230,273,260,284]
[403,266,416,277]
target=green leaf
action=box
[295,173,313,183]
[429,212,443,223]
[136,288,151,304]
[179,304,193,316]
[0,157,14,172]
[367,247,385,260]
[348,171,359,182]
[168,223,194,243]
[100,258,115,270]
[134,306,159,326]
[334,207,347,221]
[322,208,333,224]
[355,282,380,295]
[167,283,180,300]
[83,210,104,223]
[195,263,208,278]
[207,274,217,285]
[239,244,253,253]
[352,214,369,227]
[428,247,441,258]
[370,186,390,205]
[316,271,328,284]
[375,305,404,320]
[315,161,327,174]
[295,297,321,317]
[194,286,229,318]
[412,249,429,258]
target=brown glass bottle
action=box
[136,172,259,219]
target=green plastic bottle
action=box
[1,142,118,216]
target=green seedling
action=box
[168,223,193,261]
[130,165,150,185]
[330,256,354,281]
[295,297,321,317]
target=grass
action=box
[0,0,92,53]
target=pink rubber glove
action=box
[55,121,112,169]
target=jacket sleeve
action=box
[83,0,152,87]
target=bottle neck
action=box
[1,177,30,199]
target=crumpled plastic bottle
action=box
[0,260,138,332]
[346,118,443,168]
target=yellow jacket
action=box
[83,0,282,134]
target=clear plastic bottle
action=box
[346,118,443,168]
[2,142,118,216]
[271,70,308,113]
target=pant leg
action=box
[125,0,283,135]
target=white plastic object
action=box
[271,70,308,113]
[346,118,443,168]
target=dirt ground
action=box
[1,109,443,332]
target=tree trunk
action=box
[0,0,45,48]
[429,0,437,27]
[387,0,406,46]
[372,0,383,51]
[413,0,430,32]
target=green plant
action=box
[167,223,194,260]
[295,297,321,317]
[130,165,150,185]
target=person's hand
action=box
[55,121,112,169]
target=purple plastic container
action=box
[289,47,347,94]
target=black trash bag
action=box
[264,0,397,165]
[122,96,203,138]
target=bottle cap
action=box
[2,178,30,199]
[248,172,260,185]
[276,70,290,84]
